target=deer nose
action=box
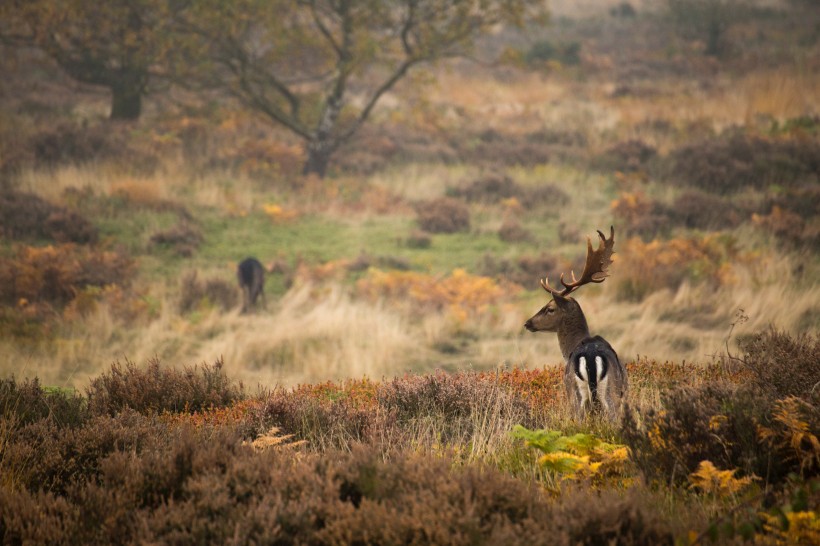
[524,320,535,332]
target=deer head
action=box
[524,226,615,360]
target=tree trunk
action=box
[303,141,333,178]
[110,83,143,120]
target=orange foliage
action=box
[357,268,520,321]
[0,244,140,334]
[262,203,300,223]
[615,235,741,301]
[610,191,654,227]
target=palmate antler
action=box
[541,226,615,298]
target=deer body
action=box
[524,227,627,419]
[238,257,266,313]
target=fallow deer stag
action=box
[524,226,627,419]
[238,257,266,314]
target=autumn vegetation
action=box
[0,0,819,543]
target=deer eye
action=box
[546,307,554,314]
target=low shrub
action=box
[498,219,532,242]
[621,382,776,486]
[0,190,98,244]
[0,244,134,308]
[671,189,751,230]
[85,358,244,417]
[593,139,657,173]
[669,133,820,194]
[178,270,237,313]
[356,268,516,322]
[611,192,670,240]
[525,40,582,66]
[479,253,560,288]
[404,230,432,249]
[738,328,820,401]
[415,197,470,233]
[765,184,820,221]
[614,235,735,301]
[30,122,114,166]
[449,173,570,210]
[149,222,203,257]
[449,173,522,204]
[753,206,819,250]
[558,487,674,546]
[0,377,87,429]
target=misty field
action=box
[1,0,818,544]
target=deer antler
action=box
[540,226,615,298]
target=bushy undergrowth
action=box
[178,270,237,313]
[614,235,739,301]
[149,222,204,257]
[448,173,569,209]
[1,333,818,544]
[622,330,820,489]
[414,197,470,233]
[0,190,97,244]
[669,133,819,194]
[0,244,137,339]
[738,328,820,401]
[85,357,244,417]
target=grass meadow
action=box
[1,0,818,543]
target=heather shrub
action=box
[0,377,87,429]
[85,358,244,417]
[0,244,134,308]
[498,218,532,242]
[669,133,820,194]
[525,40,582,66]
[449,173,569,209]
[611,191,670,240]
[614,235,734,301]
[621,382,779,486]
[766,183,820,220]
[0,190,97,243]
[30,122,114,166]
[259,386,383,449]
[3,409,160,495]
[479,253,559,287]
[454,131,552,167]
[357,268,515,321]
[149,222,203,257]
[753,206,819,250]
[449,173,521,203]
[415,197,470,233]
[738,328,820,401]
[380,371,499,421]
[670,190,745,230]
[557,487,674,546]
[404,229,432,249]
[593,139,657,173]
[178,270,237,313]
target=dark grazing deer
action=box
[524,226,627,419]
[237,257,266,313]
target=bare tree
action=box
[172,0,548,177]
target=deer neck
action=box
[558,309,591,361]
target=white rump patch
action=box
[578,357,588,381]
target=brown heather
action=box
[1,330,818,543]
